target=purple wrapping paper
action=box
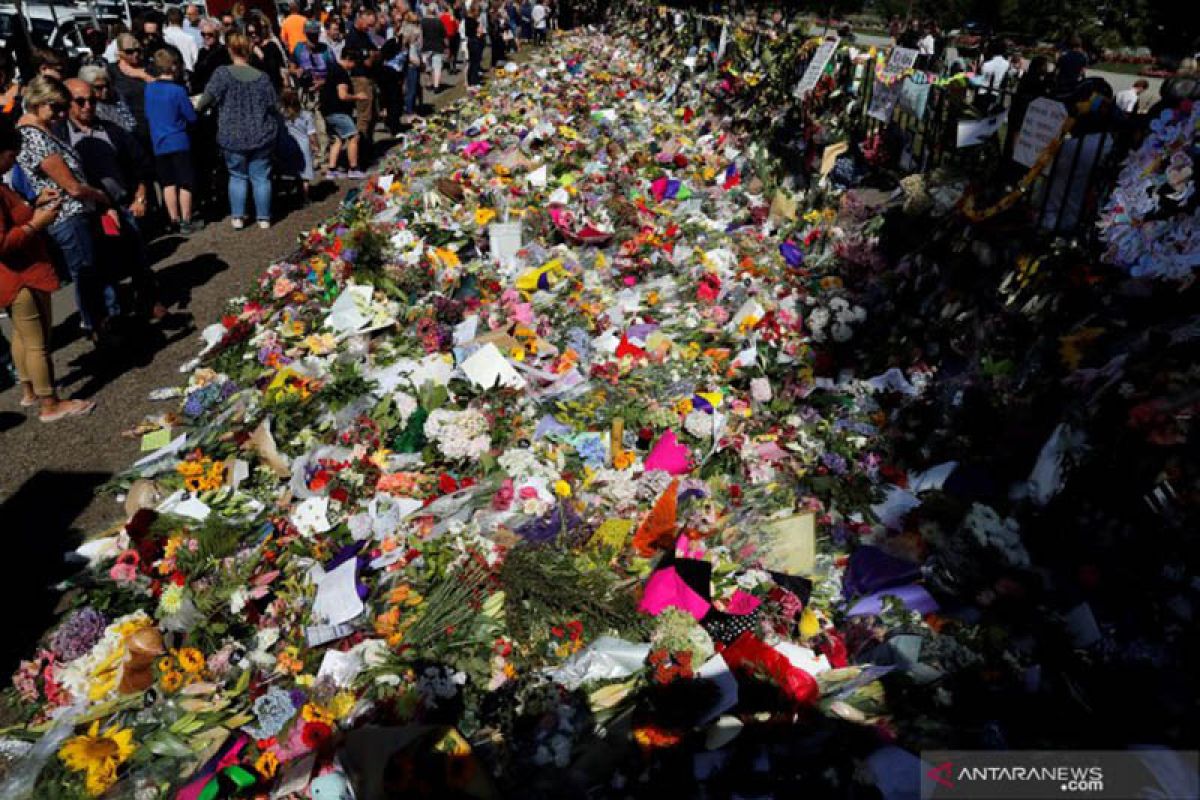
[847,584,939,617]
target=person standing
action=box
[1055,35,1088,92]
[319,48,367,179]
[345,9,380,149]
[379,9,408,134]
[280,0,310,55]
[144,50,199,232]
[109,33,153,143]
[465,6,485,88]
[440,3,461,73]
[60,79,164,320]
[182,4,205,46]
[324,16,347,60]
[917,23,936,70]
[16,77,118,341]
[193,20,232,93]
[531,0,547,45]
[489,2,507,68]
[246,12,290,92]
[293,19,332,91]
[279,89,318,200]
[163,8,199,73]
[420,4,446,91]
[401,12,423,123]
[198,33,279,229]
[0,123,96,421]
[78,65,138,133]
[519,0,533,42]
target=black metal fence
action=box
[851,64,1127,236]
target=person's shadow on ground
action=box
[52,253,231,400]
[0,469,108,676]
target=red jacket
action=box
[0,187,59,308]
[440,12,459,37]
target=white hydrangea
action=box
[590,467,640,509]
[498,447,559,480]
[424,408,491,460]
[684,409,713,439]
[963,503,1029,568]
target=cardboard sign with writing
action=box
[885,46,919,75]
[1013,97,1068,167]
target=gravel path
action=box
[0,50,502,673]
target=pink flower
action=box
[109,550,141,583]
[623,275,637,286]
[492,478,515,511]
[272,277,295,299]
[750,377,772,403]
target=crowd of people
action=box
[0,0,569,420]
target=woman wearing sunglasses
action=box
[108,33,154,144]
[16,77,117,344]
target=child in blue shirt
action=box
[144,49,199,232]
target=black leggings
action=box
[468,38,485,86]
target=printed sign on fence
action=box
[795,35,839,98]
[1013,98,1069,167]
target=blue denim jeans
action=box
[404,63,421,115]
[223,146,273,223]
[48,214,117,332]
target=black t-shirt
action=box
[320,61,355,117]
[252,39,287,91]
[420,16,445,53]
[1055,50,1087,88]
[465,16,483,42]
[344,27,377,76]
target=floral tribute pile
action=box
[1,24,1197,800]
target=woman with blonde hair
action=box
[108,32,153,141]
[197,32,280,229]
[16,76,117,342]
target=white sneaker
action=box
[231,218,245,230]
[257,220,270,230]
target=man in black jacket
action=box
[59,78,164,319]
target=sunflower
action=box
[160,669,183,693]
[175,647,205,675]
[59,721,136,796]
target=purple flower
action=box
[49,607,107,662]
[821,451,848,476]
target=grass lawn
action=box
[1093,61,1152,75]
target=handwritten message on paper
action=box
[1013,97,1068,167]
[794,35,839,98]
